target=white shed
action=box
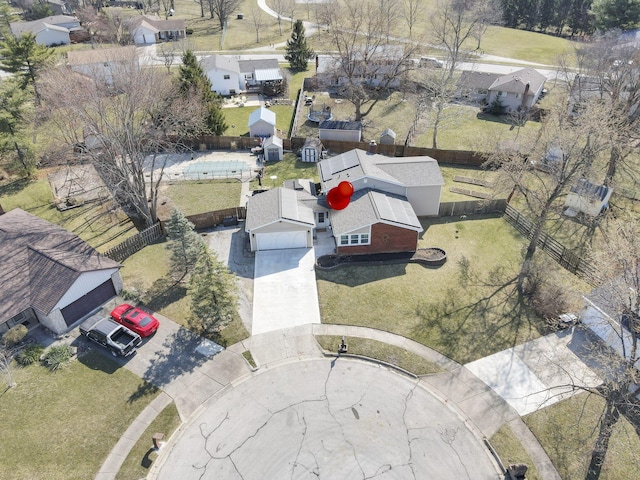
[263,136,283,162]
[380,128,396,145]
[249,107,276,138]
[564,179,612,217]
[319,120,362,142]
[301,138,324,163]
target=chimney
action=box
[368,140,377,154]
[521,82,530,109]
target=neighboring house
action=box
[485,68,547,112]
[319,120,362,142]
[128,15,186,44]
[564,179,613,217]
[0,208,123,335]
[67,45,138,85]
[245,187,316,251]
[201,55,282,95]
[9,15,81,46]
[315,45,405,89]
[456,71,500,103]
[263,135,283,161]
[379,128,396,145]
[249,107,276,137]
[301,138,324,163]
[201,54,243,95]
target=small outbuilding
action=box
[301,138,324,163]
[249,107,276,138]
[564,179,612,217]
[319,120,362,142]
[263,135,283,162]
[379,128,396,145]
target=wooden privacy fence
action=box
[439,199,506,217]
[180,206,246,230]
[104,223,164,263]
[503,204,599,285]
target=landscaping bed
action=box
[316,248,446,270]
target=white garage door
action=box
[256,231,307,250]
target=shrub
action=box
[42,345,74,371]
[16,344,44,366]
[2,325,28,347]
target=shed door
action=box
[61,279,116,326]
[256,231,307,250]
[267,148,279,161]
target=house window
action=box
[498,91,506,97]
[318,212,325,223]
[360,233,369,244]
[224,74,230,80]
[515,93,522,99]
[229,89,236,95]
[350,234,359,244]
[340,235,349,245]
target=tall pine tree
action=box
[177,50,227,135]
[285,20,314,72]
[165,209,202,281]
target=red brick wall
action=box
[337,223,418,255]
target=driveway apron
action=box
[252,248,321,335]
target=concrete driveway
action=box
[251,248,321,335]
[154,358,502,480]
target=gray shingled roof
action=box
[238,58,279,73]
[245,188,315,231]
[0,209,120,322]
[489,68,547,95]
[10,15,77,36]
[329,189,422,235]
[129,15,186,33]
[200,54,240,73]
[319,120,362,130]
[457,71,500,90]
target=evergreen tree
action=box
[0,33,54,101]
[285,20,314,72]
[0,79,36,176]
[189,242,238,335]
[165,209,202,281]
[593,0,640,31]
[177,50,227,135]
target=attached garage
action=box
[61,279,116,326]
[245,187,316,252]
[256,231,307,250]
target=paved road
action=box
[154,358,502,480]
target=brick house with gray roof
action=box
[0,209,123,335]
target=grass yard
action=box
[489,426,542,480]
[524,393,640,479]
[115,402,182,480]
[222,104,294,137]
[164,179,242,216]
[315,335,443,375]
[0,173,136,252]
[0,352,159,480]
[250,152,319,190]
[317,214,591,364]
[119,241,250,347]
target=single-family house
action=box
[67,46,139,86]
[238,58,282,94]
[564,179,613,217]
[263,135,283,161]
[0,208,123,335]
[128,15,186,45]
[301,138,324,163]
[315,45,406,89]
[249,107,276,137]
[201,54,244,96]
[245,187,316,251]
[486,68,547,112]
[9,15,81,46]
[456,71,500,103]
[319,120,362,142]
[379,128,396,145]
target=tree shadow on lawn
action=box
[419,213,504,236]
[412,274,543,363]
[0,177,32,196]
[316,263,408,287]
[143,278,188,312]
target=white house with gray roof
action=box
[486,68,547,112]
[201,55,281,95]
[10,15,80,46]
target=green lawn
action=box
[315,335,443,375]
[222,104,294,137]
[524,393,640,479]
[251,152,319,191]
[119,241,250,347]
[0,174,136,252]
[115,402,182,480]
[165,179,242,215]
[0,352,159,480]
[317,214,591,364]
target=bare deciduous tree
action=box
[207,0,242,29]
[39,53,208,228]
[248,5,268,43]
[321,0,418,121]
[157,42,179,73]
[402,0,423,39]
[270,0,289,35]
